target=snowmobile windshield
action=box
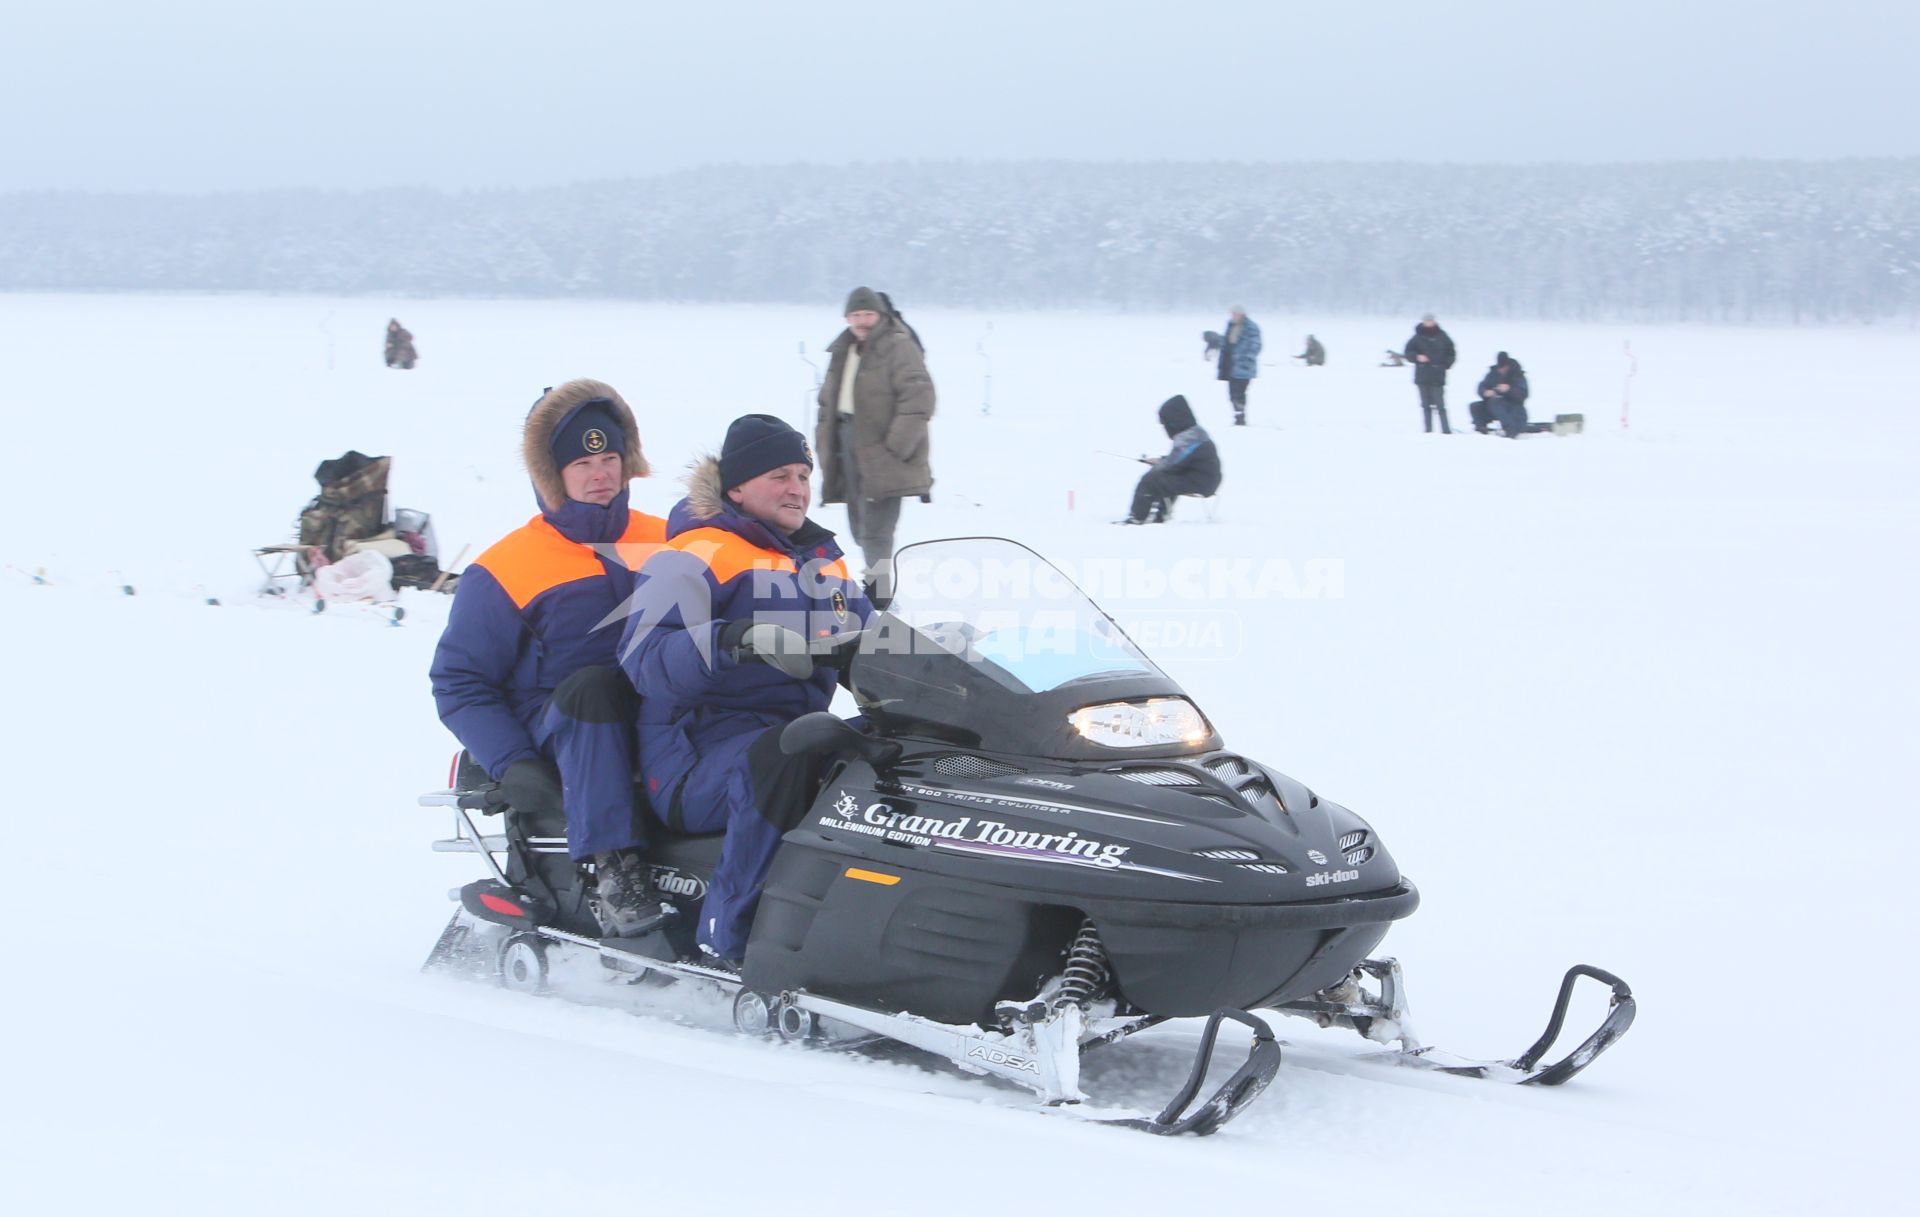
[884,537,1161,694]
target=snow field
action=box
[0,293,1913,1215]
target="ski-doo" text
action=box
[1305,869,1361,887]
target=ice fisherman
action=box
[1118,395,1223,524]
[815,287,936,591]
[621,414,873,966]
[1473,351,1531,437]
[385,319,417,369]
[429,380,673,937]
[1403,313,1457,433]
[1294,334,1326,366]
[1216,306,1262,425]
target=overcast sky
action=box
[5,0,1913,193]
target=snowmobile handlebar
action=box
[779,710,903,771]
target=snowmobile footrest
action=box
[1130,1008,1281,1136]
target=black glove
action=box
[719,619,815,680]
[500,758,563,818]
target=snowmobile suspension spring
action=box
[1054,919,1111,1011]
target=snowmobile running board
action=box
[444,919,1281,1136]
[1272,958,1637,1086]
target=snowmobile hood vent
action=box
[1196,848,1260,860]
[1238,862,1290,875]
[1339,830,1372,866]
[1205,756,1249,779]
[934,754,1025,779]
[1112,767,1203,787]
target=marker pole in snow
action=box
[978,322,993,416]
[1622,341,1637,430]
[798,341,822,433]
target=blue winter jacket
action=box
[1216,316,1262,381]
[430,485,667,778]
[619,458,872,816]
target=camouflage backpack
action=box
[298,451,391,561]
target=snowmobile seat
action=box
[449,750,722,844]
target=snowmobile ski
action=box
[1272,957,1636,1086]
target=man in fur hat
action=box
[815,286,935,589]
[430,380,672,937]
[620,414,873,966]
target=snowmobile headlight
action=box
[1069,698,1211,748]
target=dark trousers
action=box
[538,666,646,860]
[671,721,824,959]
[1418,381,1451,433]
[834,414,904,576]
[1129,467,1215,523]
[1227,378,1250,424]
[1471,396,1528,436]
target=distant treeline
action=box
[3,160,1916,322]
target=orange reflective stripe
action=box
[476,512,667,611]
[611,512,669,573]
[669,526,799,584]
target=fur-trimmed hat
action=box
[522,379,648,512]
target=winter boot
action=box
[587,849,676,938]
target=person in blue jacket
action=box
[1119,395,1223,524]
[620,414,872,966]
[429,379,672,937]
[1473,351,1531,437]
[1216,306,1262,425]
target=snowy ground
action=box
[1,293,1914,1215]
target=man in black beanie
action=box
[816,286,935,589]
[1474,351,1531,437]
[620,414,873,965]
[1118,395,1223,524]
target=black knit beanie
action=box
[844,286,884,315]
[720,414,814,491]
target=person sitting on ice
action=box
[1473,351,1531,438]
[385,319,417,369]
[619,414,872,968]
[1294,334,1326,366]
[1118,394,1223,524]
[430,380,672,937]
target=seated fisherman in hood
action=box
[1117,394,1223,524]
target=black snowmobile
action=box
[420,538,1634,1135]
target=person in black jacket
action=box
[1473,352,1531,437]
[1119,395,1223,524]
[1403,314,1456,433]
